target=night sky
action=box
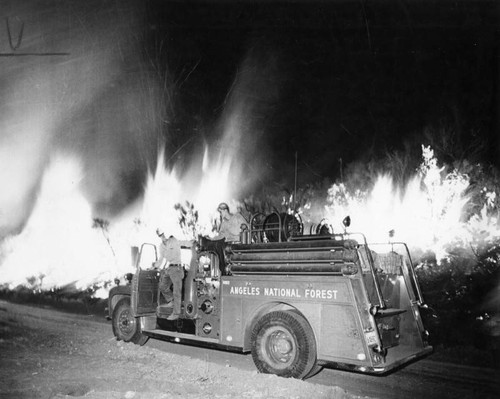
[0,0,499,231]
[144,0,499,183]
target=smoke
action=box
[136,47,285,240]
[206,46,283,198]
[0,1,289,292]
[0,0,162,235]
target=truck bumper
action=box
[319,345,433,374]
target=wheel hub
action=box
[118,309,135,335]
[269,331,294,363]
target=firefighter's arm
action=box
[153,257,166,269]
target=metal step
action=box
[156,304,174,318]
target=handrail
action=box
[366,241,425,306]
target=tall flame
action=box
[321,146,499,261]
[0,154,127,292]
[134,144,240,243]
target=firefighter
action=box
[155,229,193,320]
[213,202,247,242]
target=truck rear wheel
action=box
[251,310,317,379]
[112,297,148,346]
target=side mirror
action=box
[342,216,351,228]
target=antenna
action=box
[293,152,298,213]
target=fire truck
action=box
[107,213,432,379]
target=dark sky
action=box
[0,0,498,232]
[144,0,499,184]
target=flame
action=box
[0,154,130,294]
[133,143,240,243]
[1,142,498,297]
[0,100,249,298]
[321,146,499,262]
[0,141,240,297]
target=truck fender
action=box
[243,301,300,350]
[107,285,132,319]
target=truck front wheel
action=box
[251,310,317,379]
[112,297,148,346]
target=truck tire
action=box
[251,310,317,379]
[304,363,323,378]
[112,297,148,346]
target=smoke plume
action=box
[0,0,162,236]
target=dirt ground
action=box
[0,300,366,399]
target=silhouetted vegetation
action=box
[0,283,107,319]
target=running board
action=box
[376,308,407,317]
[143,328,219,343]
[142,329,244,352]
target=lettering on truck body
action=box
[226,281,341,301]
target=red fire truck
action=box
[107,213,432,379]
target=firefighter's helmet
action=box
[217,202,229,212]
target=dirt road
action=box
[0,300,360,399]
[0,300,498,399]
